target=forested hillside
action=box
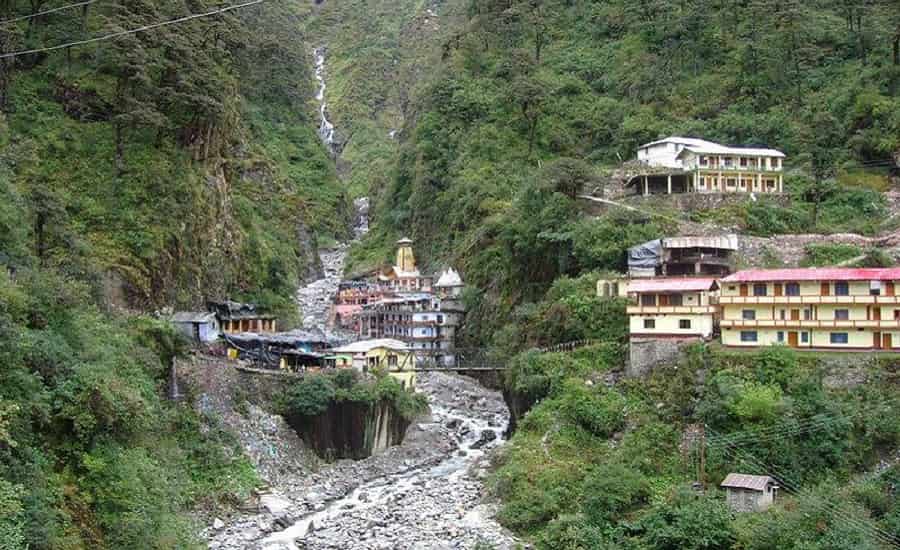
[0,1,347,547]
[365,0,900,346]
[345,0,900,548]
[1,0,349,318]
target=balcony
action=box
[720,319,900,329]
[698,165,780,172]
[719,295,900,305]
[626,305,718,315]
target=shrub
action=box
[279,375,336,416]
[559,380,626,438]
[581,464,651,527]
[801,243,863,267]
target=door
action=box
[887,282,895,297]
[874,332,882,349]
[790,309,800,321]
[873,307,882,321]
[659,294,670,306]
[884,334,893,349]
[774,283,783,297]
[820,282,830,296]
[788,332,799,348]
[740,284,748,297]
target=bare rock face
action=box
[296,220,324,283]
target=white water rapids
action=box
[314,47,337,154]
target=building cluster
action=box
[331,238,466,366]
[630,136,785,196]
[602,238,900,360]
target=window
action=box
[740,157,748,167]
[728,286,736,291]
[771,158,780,168]
[670,294,684,306]
[835,282,849,296]
[777,331,785,342]
[830,332,849,344]
[753,284,767,296]
[785,283,800,296]
[641,294,656,306]
[835,309,849,321]
[779,309,786,320]
[801,332,809,343]
[804,308,812,320]
[727,178,737,187]
[699,156,708,166]
[437,315,444,324]
[740,331,758,342]
[679,319,692,329]
[644,319,656,329]
[742,309,756,320]
[724,157,734,167]
[870,281,882,296]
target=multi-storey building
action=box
[719,268,900,350]
[625,278,720,340]
[630,137,785,196]
[331,281,382,332]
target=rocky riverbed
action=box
[205,372,519,549]
[295,197,368,340]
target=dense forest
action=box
[0,1,347,547]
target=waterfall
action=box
[314,47,336,154]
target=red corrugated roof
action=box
[723,268,900,283]
[627,278,718,293]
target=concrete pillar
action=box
[778,174,783,193]
[667,174,672,194]
[643,176,649,197]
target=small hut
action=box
[720,473,778,512]
[170,312,220,344]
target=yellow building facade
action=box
[625,278,719,339]
[719,269,900,350]
[366,346,416,390]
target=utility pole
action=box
[699,424,707,490]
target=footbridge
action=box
[407,339,601,372]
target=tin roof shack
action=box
[208,300,277,334]
[224,329,329,372]
[170,312,220,344]
[629,235,738,278]
[721,474,778,512]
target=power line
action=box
[709,427,900,548]
[0,0,264,60]
[0,0,97,27]
[706,396,900,448]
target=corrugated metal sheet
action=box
[724,268,900,282]
[720,473,775,491]
[171,312,216,323]
[662,234,739,251]
[627,278,718,293]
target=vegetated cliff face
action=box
[0,1,350,320]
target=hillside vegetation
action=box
[361,0,900,345]
[0,1,351,547]
[335,0,900,548]
[1,0,349,319]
